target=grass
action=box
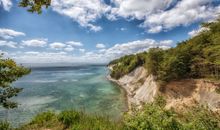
[14,110,125,130]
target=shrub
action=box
[124,96,182,130]
[0,121,11,130]
[124,96,220,130]
[58,110,81,127]
[29,111,57,126]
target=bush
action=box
[124,96,183,130]
[124,96,220,130]
[29,111,57,127]
[58,110,81,127]
[0,121,11,130]
[182,106,220,130]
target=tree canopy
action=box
[0,55,30,109]
[19,0,51,14]
[109,19,220,81]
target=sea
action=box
[0,65,127,127]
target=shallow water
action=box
[0,65,127,127]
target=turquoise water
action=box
[0,65,127,126]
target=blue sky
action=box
[0,0,220,64]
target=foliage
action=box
[182,106,220,130]
[58,110,81,128]
[145,48,164,76]
[109,19,220,81]
[19,0,51,14]
[0,55,30,109]
[124,96,183,130]
[17,111,63,130]
[124,96,220,130]
[16,110,125,130]
[109,54,146,79]
[29,111,57,127]
[2,98,219,130]
[0,121,11,130]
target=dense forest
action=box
[109,19,220,82]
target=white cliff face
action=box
[108,66,159,109]
[108,66,220,112]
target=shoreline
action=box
[106,74,130,111]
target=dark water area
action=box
[0,65,127,127]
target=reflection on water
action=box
[0,65,127,127]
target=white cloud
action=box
[188,27,210,37]
[0,0,12,11]
[50,42,66,50]
[66,41,83,47]
[49,0,220,33]
[0,40,17,48]
[96,43,106,49]
[51,0,110,32]
[64,45,74,52]
[159,40,174,46]
[25,51,40,55]
[82,39,173,63]
[111,0,173,19]
[103,39,172,57]
[147,26,162,33]
[111,0,220,33]
[142,0,220,33]
[0,28,25,39]
[22,39,48,47]
[79,48,85,53]
[9,39,174,64]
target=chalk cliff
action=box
[108,66,220,112]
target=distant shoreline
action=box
[22,63,107,68]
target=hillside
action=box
[109,19,220,82]
[106,19,220,129]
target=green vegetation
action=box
[0,121,11,130]
[14,110,125,130]
[109,53,147,79]
[109,20,220,81]
[19,0,51,14]
[124,96,220,130]
[1,96,219,130]
[0,55,30,109]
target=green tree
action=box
[146,48,164,76]
[0,54,30,109]
[19,0,51,14]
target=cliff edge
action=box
[108,65,220,112]
[108,66,158,109]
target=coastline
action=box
[106,66,160,110]
[106,75,130,111]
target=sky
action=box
[0,0,220,65]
